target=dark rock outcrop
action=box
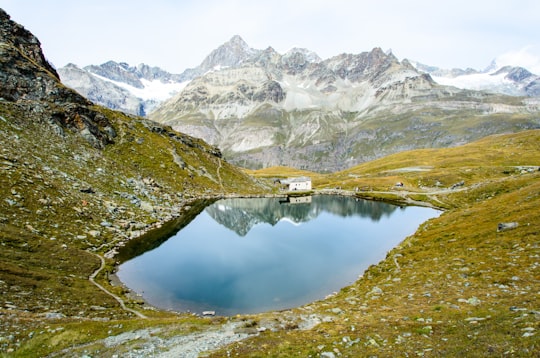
[252,80,285,103]
[0,8,116,148]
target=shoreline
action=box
[108,190,444,317]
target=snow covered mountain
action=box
[58,61,188,116]
[149,36,540,171]
[58,36,326,116]
[412,60,540,97]
[58,36,540,171]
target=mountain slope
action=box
[0,8,263,347]
[149,37,540,171]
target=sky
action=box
[1,0,540,74]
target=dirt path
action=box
[87,251,147,319]
[216,157,224,193]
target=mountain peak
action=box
[199,35,258,71]
[228,35,249,48]
[284,47,322,63]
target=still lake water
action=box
[117,196,440,316]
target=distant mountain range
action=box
[59,36,540,171]
[58,62,189,116]
[59,36,540,117]
[412,60,540,97]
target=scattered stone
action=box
[44,312,66,319]
[497,222,518,232]
[320,352,336,358]
[366,337,380,347]
[459,297,481,306]
[450,180,465,189]
[80,187,95,194]
[140,201,154,212]
[37,198,50,205]
[100,221,112,227]
[510,306,527,312]
[465,317,488,323]
[5,198,16,206]
[25,224,38,233]
[368,286,383,295]
[88,230,101,238]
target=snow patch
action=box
[92,74,189,101]
[433,72,508,89]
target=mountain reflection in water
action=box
[205,196,399,236]
[118,195,439,316]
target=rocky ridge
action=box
[150,36,540,171]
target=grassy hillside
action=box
[2,131,540,357]
[0,100,265,355]
[220,130,540,356]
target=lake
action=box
[117,195,440,316]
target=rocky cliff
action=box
[0,9,118,149]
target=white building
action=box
[280,176,312,191]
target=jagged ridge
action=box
[149,36,540,171]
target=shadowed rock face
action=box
[0,9,58,79]
[0,8,116,148]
